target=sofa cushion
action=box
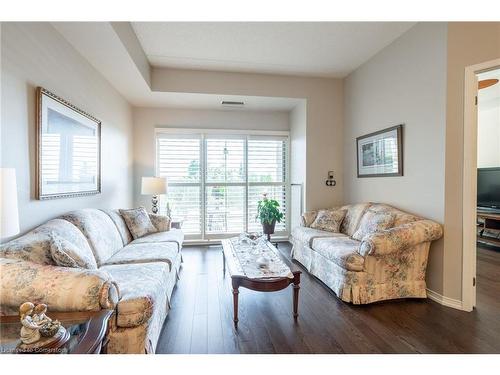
[311,237,365,272]
[119,207,158,240]
[101,209,133,245]
[60,209,123,266]
[49,233,98,269]
[366,203,420,227]
[102,242,179,270]
[149,213,171,232]
[292,226,344,247]
[310,209,346,232]
[352,209,396,241]
[0,219,93,266]
[99,262,170,328]
[130,228,184,250]
[301,211,318,227]
[339,203,371,236]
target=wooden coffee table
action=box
[221,238,301,328]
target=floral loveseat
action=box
[291,203,443,304]
[0,208,183,353]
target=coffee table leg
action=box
[292,271,301,319]
[293,285,300,319]
[232,286,239,328]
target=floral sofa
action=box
[291,203,443,304]
[0,208,184,353]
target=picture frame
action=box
[356,124,403,178]
[36,87,101,199]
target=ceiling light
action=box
[478,79,499,90]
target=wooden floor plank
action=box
[156,243,500,354]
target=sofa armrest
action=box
[358,219,443,257]
[149,213,171,232]
[0,258,119,311]
[301,211,318,227]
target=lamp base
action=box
[151,195,159,214]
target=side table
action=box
[0,309,113,354]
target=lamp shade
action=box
[0,168,20,238]
[141,177,168,195]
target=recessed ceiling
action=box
[132,22,415,78]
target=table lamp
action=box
[1,168,20,238]
[141,177,167,214]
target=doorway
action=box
[462,59,500,312]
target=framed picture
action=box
[36,87,101,199]
[356,124,403,178]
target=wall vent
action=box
[221,101,245,106]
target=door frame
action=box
[462,58,500,312]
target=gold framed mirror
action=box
[36,87,101,199]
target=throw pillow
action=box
[149,213,171,232]
[119,207,158,239]
[301,211,318,227]
[352,209,396,241]
[49,233,98,269]
[310,209,347,232]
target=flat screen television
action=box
[477,167,500,213]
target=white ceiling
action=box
[132,22,415,78]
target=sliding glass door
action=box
[156,130,289,240]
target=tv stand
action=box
[477,210,500,249]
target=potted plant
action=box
[256,194,284,241]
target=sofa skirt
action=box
[291,239,429,304]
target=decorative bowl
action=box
[40,322,60,337]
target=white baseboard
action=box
[426,288,464,310]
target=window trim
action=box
[155,127,290,240]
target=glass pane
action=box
[206,139,245,183]
[248,139,286,183]
[157,138,200,183]
[40,104,99,196]
[160,186,201,235]
[248,185,287,233]
[205,185,245,234]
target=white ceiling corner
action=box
[131,22,416,78]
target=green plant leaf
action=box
[256,196,284,225]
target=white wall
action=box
[1,23,133,238]
[132,106,289,208]
[152,68,344,211]
[343,23,448,294]
[289,101,307,229]
[477,102,500,168]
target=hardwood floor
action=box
[156,243,500,354]
[477,245,500,315]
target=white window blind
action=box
[247,137,287,233]
[72,135,98,184]
[156,130,288,240]
[157,135,202,236]
[205,138,246,235]
[41,133,61,186]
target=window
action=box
[156,130,288,240]
[157,135,202,236]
